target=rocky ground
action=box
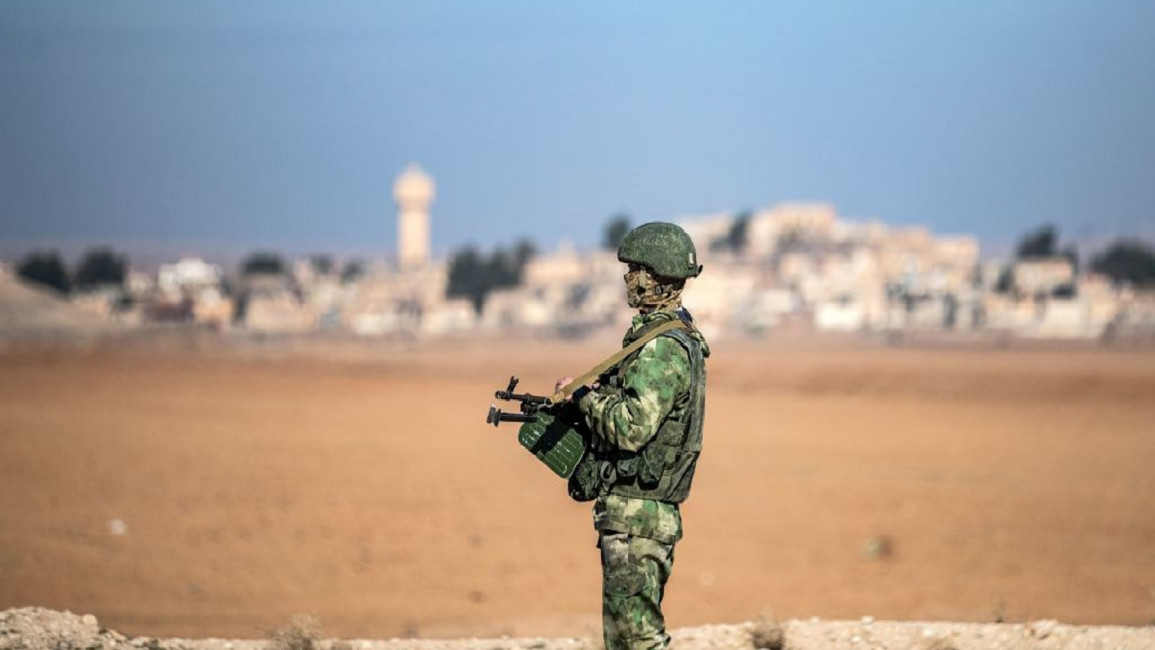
[2,609,1152,650]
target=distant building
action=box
[243,276,312,334]
[158,258,222,295]
[1013,258,1075,297]
[125,189,1151,343]
[479,245,628,336]
[393,164,435,271]
[523,241,585,286]
[191,287,233,328]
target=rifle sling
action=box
[547,319,688,406]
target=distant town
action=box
[3,164,1154,345]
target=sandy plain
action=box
[0,335,1153,640]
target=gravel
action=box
[2,609,1152,650]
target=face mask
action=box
[624,266,683,312]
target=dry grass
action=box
[268,615,322,650]
[749,617,785,650]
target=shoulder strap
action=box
[547,319,688,406]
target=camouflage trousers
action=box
[598,531,676,650]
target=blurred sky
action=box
[2,1,1153,261]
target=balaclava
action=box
[625,266,685,313]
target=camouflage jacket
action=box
[578,308,710,543]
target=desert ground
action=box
[1,334,1153,640]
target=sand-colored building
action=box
[669,203,981,337]
[1013,258,1075,297]
[393,164,435,271]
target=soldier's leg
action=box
[599,531,676,650]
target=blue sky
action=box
[2,1,1153,261]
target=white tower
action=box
[392,163,435,270]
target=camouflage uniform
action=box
[578,308,710,650]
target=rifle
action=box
[484,375,589,480]
[482,318,690,491]
[485,376,550,427]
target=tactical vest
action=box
[603,315,707,504]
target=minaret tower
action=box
[392,163,435,270]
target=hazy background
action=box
[3,1,1154,261]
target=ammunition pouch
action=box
[614,454,639,480]
[568,436,672,502]
[639,440,670,487]
[567,455,615,502]
[605,442,664,488]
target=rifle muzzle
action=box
[486,405,538,427]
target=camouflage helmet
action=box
[617,221,702,279]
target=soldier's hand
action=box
[557,376,601,403]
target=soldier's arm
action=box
[577,336,691,452]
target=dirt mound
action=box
[0,608,104,650]
[0,273,111,344]
[2,609,1153,650]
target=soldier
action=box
[563,222,710,650]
